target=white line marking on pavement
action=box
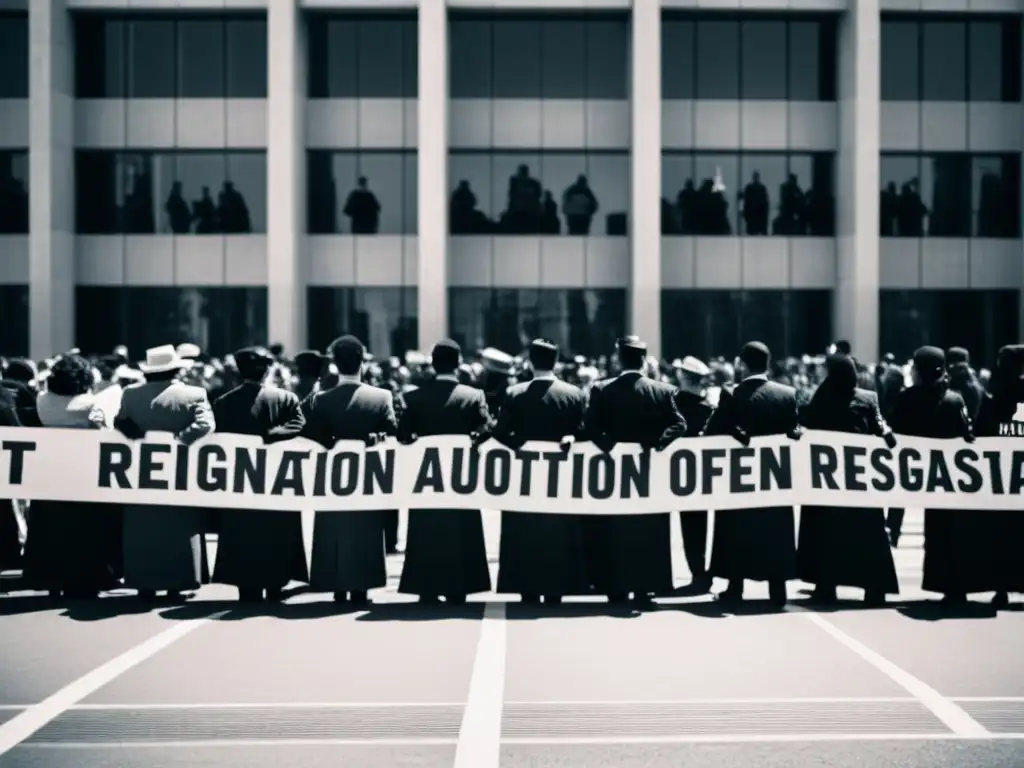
[0,611,227,757]
[453,601,507,768]
[67,701,467,710]
[799,611,989,737]
[954,697,1024,702]
[18,738,459,749]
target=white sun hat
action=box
[139,345,194,374]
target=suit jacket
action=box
[490,377,586,448]
[582,371,687,450]
[673,390,714,438]
[0,379,40,427]
[301,380,398,446]
[0,386,20,428]
[398,376,490,441]
[703,376,799,440]
[213,382,305,443]
[800,385,889,438]
[116,380,215,445]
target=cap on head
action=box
[431,338,461,373]
[616,335,648,352]
[739,341,771,374]
[946,346,970,368]
[294,350,328,378]
[480,347,514,374]
[234,346,275,380]
[912,345,946,381]
[674,355,711,378]
[528,338,558,370]
[329,335,366,375]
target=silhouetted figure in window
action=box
[0,172,27,234]
[541,190,560,234]
[740,172,769,236]
[696,178,731,235]
[562,175,598,236]
[880,181,899,236]
[897,180,926,237]
[193,186,217,234]
[343,176,380,235]
[218,181,251,234]
[977,172,1003,237]
[450,180,491,234]
[676,179,698,234]
[125,169,155,234]
[774,174,806,236]
[165,181,191,235]
[503,164,543,234]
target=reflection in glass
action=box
[226,152,267,234]
[662,290,832,362]
[661,20,695,100]
[879,155,923,237]
[0,285,28,357]
[661,153,695,234]
[880,20,919,101]
[307,287,418,358]
[448,288,627,358]
[226,18,268,98]
[738,154,786,235]
[693,153,738,235]
[172,153,226,234]
[0,14,29,99]
[696,20,739,99]
[919,154,970,237]
[306,151,416,235]
[0,151,29,234]
[448,152,629,236]
[308,14,416,99]
[127,20,176,98]
[880,290,1019,366]
[922,21,966,101]
[75,287,268,357]
[972,154,1021,238]
[178,20,223,98]
[741,21,786,100]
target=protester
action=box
[116,345,215,601]
[0,385,23,576]
[796,354,898,604]
[489,338,590,603]
[397,339,492,603]
[702,341,798,607]
[211,347,308,602]
[302,336,397,605]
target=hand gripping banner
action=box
[0,427,1020,514]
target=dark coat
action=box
[211,383,309,591]
[302,380,398,593]
[0,387,22,570]
[490,377,590,597]
[673,390,715,576]
[889,384,990,595]
[580,371,687,595]
[0,379,40,427]
[397,376,492,598]
[797,386,899,593]
[702,377,799,582]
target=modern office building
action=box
[0,0,1021,366]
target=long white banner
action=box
[0,427,1020,513]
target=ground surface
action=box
[1,508,1023,768]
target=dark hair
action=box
[739,342,771,375]
[47,355,95,397]
[329,335,365,376]
[144,368,181,383]
[432,340,461,375]
[529,343,558,371]
[824,354,857,395]
[617,346,645,371]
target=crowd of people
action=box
[0,332,1022,612]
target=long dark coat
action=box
[796,386,899,594]
[0,387,23,571]
[302,381,399,593]
[580,372,687,596]
[702,377,799,583]
[211,383,309,591]
[889,383,992,596]
[397,376,492,598]
[491,377,590,597]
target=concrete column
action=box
[266,0,305,354]
[629,1,661,357]
[29,0,75,359]
[834,0,880,363]
[417,0,448,351]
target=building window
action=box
[880,153,1020,238]
[881,15,1022,102]
[449,13,628,100]
[662,14,837,101]
[0,285,29,357]
[73,14,268,99]
[448,288,627,358]
[448,151,629,235]
[879,290,1019,366]
[75,150,268,235]
[0,13,29,99]
[661,151,835,236]
[75,286,268,357]
[662,289,832,362]
[307,13,417,99]
[0,151,29,234]
[307,287,417,359]
[307,151,417,235]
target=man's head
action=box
[328,335,366,377]
[911,346,946,387]
[736,341,770,380]
[294,350,327,380]
[431,339,462,375]
[615,336,647,372]
[528,339,558,373]
[673,356,711,393]
[234,346,276,383]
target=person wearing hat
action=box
[795,354,899,606]
[300,335,398,605]
[888,345,985,607]
[116,344,216,601]
[670,356,715,593]
[488,339,590,603]
[293,350,328,401]
[208,347,308,602]
[580,335,687,605]
[396,339,492,603]
[700,341,799,607]
[479,347,515,416]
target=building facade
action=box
[0,0,1021,366]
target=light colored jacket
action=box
[116,380,215,445]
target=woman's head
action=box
[46,354,95,397]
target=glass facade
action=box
[307,13,418,99]
[0,151,29,235]
[307,287,418,359]
[307,151,417,235]
[0,13,28,100]
[0,285,29,357]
